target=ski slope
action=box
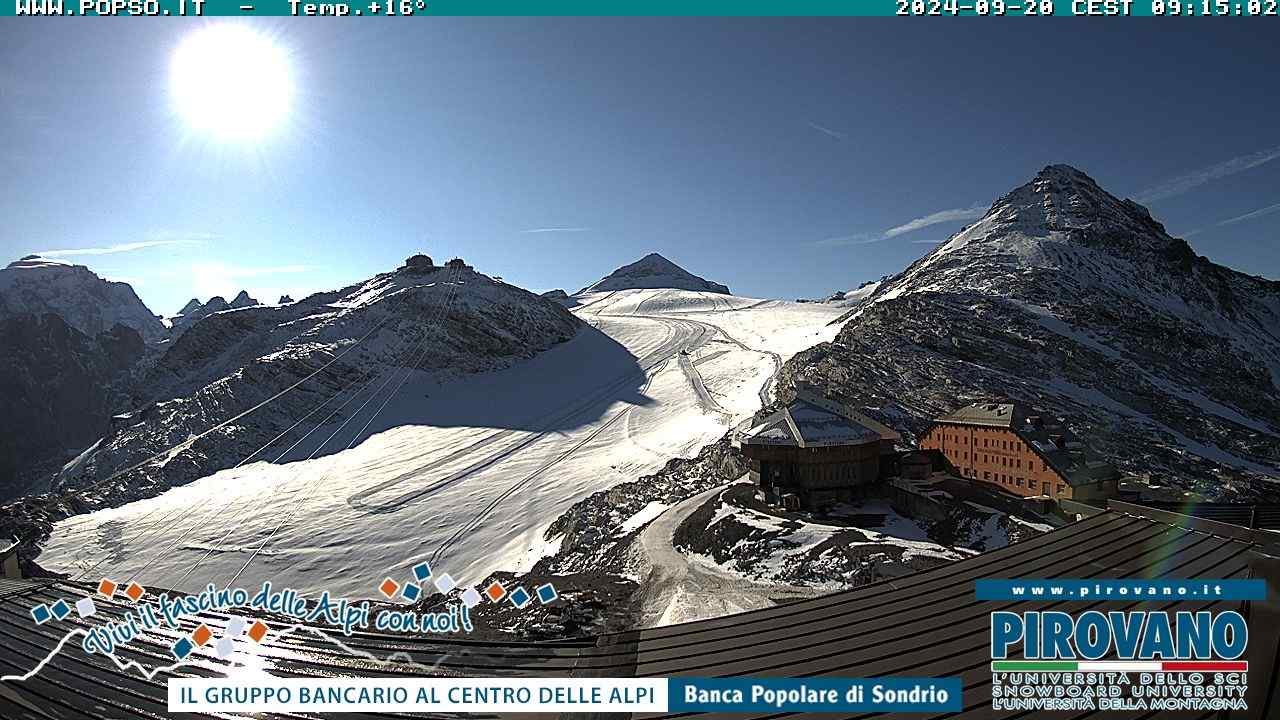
[39,289,846,599]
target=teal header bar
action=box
[7,0,1280,17]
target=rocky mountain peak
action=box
[978,164,1174,254]
[229,290,259,309]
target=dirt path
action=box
[633,484,824,627]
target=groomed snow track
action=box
[3,502,1278,720]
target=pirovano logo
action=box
[980,579,1264,713]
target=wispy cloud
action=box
[883,204,988,238]
[813,233,880,248]
[806,121,847,142]
[1218,201,1280,227]
[35,238,205,258]
[910,239,944,244]
[1134,145,1280,203]
[815,203,988,248]
[521,227,591,234]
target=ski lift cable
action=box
[222,269,467,588]
[69,269,454,584]
[170,268,466,587]
[66,297,403,501]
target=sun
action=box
[171,25,291,142]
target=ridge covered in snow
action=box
[578,252,730,295]
[0,255,166,342]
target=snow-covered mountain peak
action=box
[976,164,1173,250]
[578,252,730,294]
[868,164,1272,322]
[0,254,166,341]
[8,254,73,270]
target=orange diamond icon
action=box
[191,624,213,647]
[484,582,506,602]
[97,579,117,599]
[378,578,400,599]
[247,620,269,643]
[124,582,145,602]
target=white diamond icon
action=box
[460,587,481,609]
[75,597,96,618]
[226,617,246,638]
[433,573,456,594]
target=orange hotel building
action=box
[920,402,1119,501]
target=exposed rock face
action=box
[783,165,1280,501]
[0,314,144,500]
[278,295,294,305]
[0,255,166,342]
[578,252,731,295]
[540,289,570,300]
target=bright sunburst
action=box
[171,25,291,142]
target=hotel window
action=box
[1016,459,1021,469]
[1029,479,1038,490]
[1016,477,1023,487]
[1057,483,1066,494]
[983,471,990,480]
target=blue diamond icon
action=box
[509,587,531,609]
[536,583,558,604]
[50,599,71,620]
[402,582,421,602]
[172,637,194,660]
[30,604,51,625]
[412,562,432,582]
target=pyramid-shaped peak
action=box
[229,290,260,309]
[578,252,730,295]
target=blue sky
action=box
[2,19,1277,315]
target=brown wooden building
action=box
[920,402,1119,501]
[737,388,899,510]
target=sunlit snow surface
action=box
[42,289,845,598]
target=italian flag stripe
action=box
[992,660,1247,672]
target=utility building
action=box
[920,402,1119,501]
[738,387,900,510]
